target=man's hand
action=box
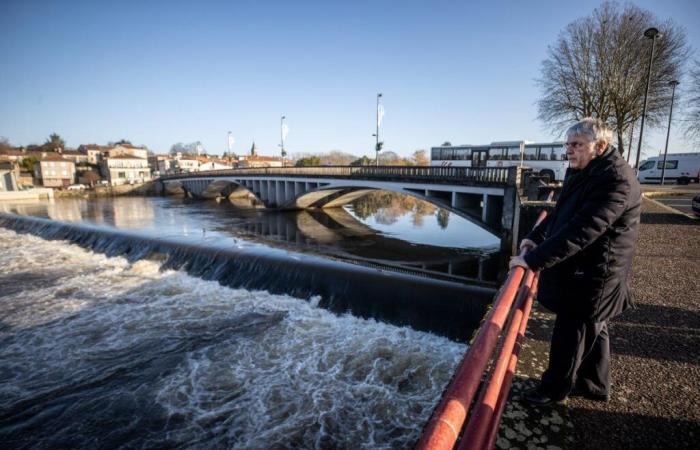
[519,238,537,253]
[509,255,530,271]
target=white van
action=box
[637,152,700,185]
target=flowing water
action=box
[0,195,501,449]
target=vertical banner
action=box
[377,103,385,127]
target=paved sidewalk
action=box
[495,197,700,449]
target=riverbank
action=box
[52,181,157,199]
[496,196,699,449]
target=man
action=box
[510,117,642,405]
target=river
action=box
[0,194,502,449]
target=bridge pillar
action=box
[275,180,284,206]
[261,180,269,203]
[482,194,502,229]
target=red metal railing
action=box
[416,205,550,450]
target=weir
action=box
[0,213,496,341]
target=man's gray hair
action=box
[566,117,613,144]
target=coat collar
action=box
[559,146,617,201]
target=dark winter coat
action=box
[523,147,642,322]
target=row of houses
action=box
[0,142,285,190]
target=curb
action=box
[641,194,697,220]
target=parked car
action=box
[692,194,700,217]
[67,184,86,190]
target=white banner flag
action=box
[377,103,385,127]
[282,123,290,141]
[227,132,235,151]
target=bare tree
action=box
[411,149,430,166]
[684,60,700,144]
[537,2,689,156]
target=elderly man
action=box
[510,117,642,405]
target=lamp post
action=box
[660,80,679,185]
[373,93,383,167]
[634,27,661,171]
[280,115,287,162]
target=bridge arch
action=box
[157,166,522,252]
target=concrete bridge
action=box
[157,166,525,251]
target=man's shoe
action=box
[570,387,609,402]
[522,388,568,406]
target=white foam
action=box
[0,228,466,448]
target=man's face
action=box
[566,134,604,169]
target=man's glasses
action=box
[565,141,588,149]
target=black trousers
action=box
[539,314,610,400]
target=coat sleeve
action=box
[523,170,630,271]
[525,214,551,245]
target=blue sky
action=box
[1,0,698,159]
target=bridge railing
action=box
[415,202,550,450]
[159,165,516,186]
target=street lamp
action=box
[374,93,383,167]
[634,27,661,171]
[280,115,287,161]
[661,80,680,185]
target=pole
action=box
[634,27,660,171]
[280,115,286,161]
[375,93,381,167]
[661,80,679,185]
[626,121,635,163]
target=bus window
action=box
[431,148,441,160]
[657,160,678,170]
[489,148,504,160]
[538,147,550,160]
[506,146,520,161]
[523,147,538,161]
[552,146,566,161]
[457,148,472,160]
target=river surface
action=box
[0,195,501,449]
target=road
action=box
[641,184,699,217]
[653,194,696,215]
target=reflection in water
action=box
[0,193,502,285]
[0,197,155,229]
[351,191,440,227]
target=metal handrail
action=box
[158,165,514,185]
[416,202,550,450]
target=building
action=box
[59,149,89,164]
[148,155,172,175]
[101,155,151,185]
[107,144,148,160]
[33,154,76,188]
[234,142,284,168]
[79,143,149,165]
[78,144,107,164]
[174,155,199,173]
[0,159,20,191]
[198,160,233,171]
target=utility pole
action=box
[280,115,287,162]
[374,93,383,167]
[661,80,679,185]
[634,27,660,171]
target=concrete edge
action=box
[641,194,698,220]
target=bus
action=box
[430,140,567,181]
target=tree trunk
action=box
[617,127,625,156]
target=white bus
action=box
[637,152,700,184]
[430,141,567,181]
